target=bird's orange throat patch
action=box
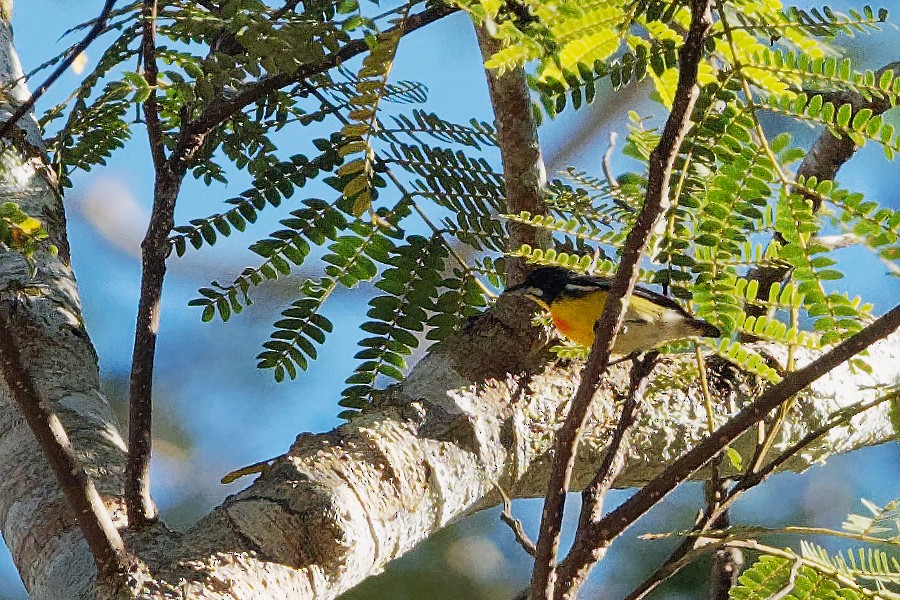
[552,314,573,337]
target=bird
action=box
[506,266,720,355]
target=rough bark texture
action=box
[475,28,549,285]
[0,16,128,599]
[0,13,897,600]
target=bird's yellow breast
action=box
[547,292,608,348]
[531,290,680,354]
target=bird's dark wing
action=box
[567,273,691,316]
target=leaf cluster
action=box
[43,0,899,417]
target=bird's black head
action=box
[506,266,573,303]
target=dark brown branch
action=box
[475,28,549,286]
[125,0,176,529]
[0,0,117,141]
[582,303,900,552]
[553,352,659,599]
[141,0,166,169]
[528,2,714,597]
[0,303,128,576]
[171,3,459,166]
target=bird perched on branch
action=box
[507,266,720,355]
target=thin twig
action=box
[602,132,618,189]
[0,303,128,577]
[758,557,802,600]
[661,524,900,549]
[474,27,549,286]
[528,2,714,598]
[553,352,659,598]
[498,485,536,557]
[124,0,175,528]
[0,0,118,140]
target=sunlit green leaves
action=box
[730,555,861,600]
[0,203,52,265]
[338,11,408,216]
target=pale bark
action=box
[0,16,128,599]
[0,13,897,600]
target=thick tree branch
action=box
[0,14,129,599]
[0,305,127,577]
[475,28,549,285]
[530,2,714,597]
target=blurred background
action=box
[3,1,899,598]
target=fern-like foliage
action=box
[43,0,899,420]
[731,555,865,599]
[339,234,447,414]
[256,202,408,382]
[725,498,900,599]
[337,8,409,216]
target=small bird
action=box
[507,266,720,355]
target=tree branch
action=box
[554,352,659,599]
[624,56,900,597]
[581,303,900,549]
[529,1,714,597]
[624,386,891,600]
[124,0,179,529]
[0,0,117,141]
[0,304,128,577]
[475,27,549,285]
